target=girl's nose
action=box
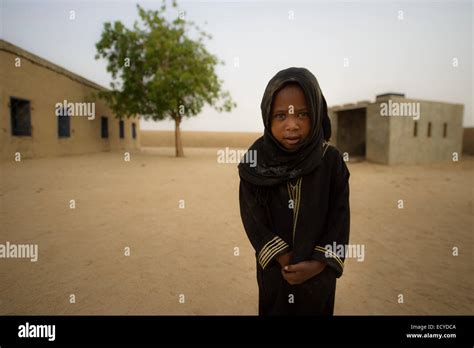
[285,115,299,130]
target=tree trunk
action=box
[174,114,185,157]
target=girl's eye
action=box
[298,112,309,118]
[274,114,285,120]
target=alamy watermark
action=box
[55,100,96,120]
[380,100,420,120]
[217,147,257,167]
[324,242,365,262]
[18,322,55,341]
[0,241,38,262]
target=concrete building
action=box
[0,40,140,162]
[328,93,464,164]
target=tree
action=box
[95,0,236,157]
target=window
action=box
[101,117,109,138]
[57,107,70,138]
[119,120,125,139]
[427,122,432,137]
[413,121,418,137]
[132,122,136,139]
[443,123,447,138]
[10,97,31,136]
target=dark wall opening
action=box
[10,97,32,136]
[336,108,367,157]
[101,117,109,138]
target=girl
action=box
[238,67,350,315]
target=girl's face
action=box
[270,83,311,151]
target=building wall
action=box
[387,97,463,164]
[0,45,140,162]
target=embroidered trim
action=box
[287,177,302,245]
[314,245,345,270]
[258,236,289,269]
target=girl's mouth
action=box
[284,137,301,145]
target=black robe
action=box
[239,143,350,315]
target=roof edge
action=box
[0,39,110,92]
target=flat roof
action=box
[376,92,405,99]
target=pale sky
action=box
[1,0,472,132]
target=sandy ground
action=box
[140,130,261,148]
[0,147,473,315]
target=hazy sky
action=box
[2,0,472,132]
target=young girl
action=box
[238,67,350,315]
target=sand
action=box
[0,146,473,315]
[140,130,262,149]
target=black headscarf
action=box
[238,67,331,187]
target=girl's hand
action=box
[275,251,293,268]
[281,260,327,285]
